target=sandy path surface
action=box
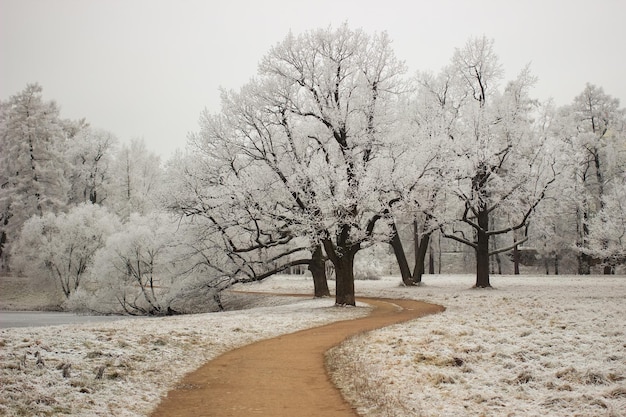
[150,297,444,417]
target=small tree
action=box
[83,212,177,315]
[10,203,120,300]
[586,188,626,272]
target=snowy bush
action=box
[353,244,394,280]
[10,203,120,301]
[70,211,222,315]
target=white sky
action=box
[2,0,625,159]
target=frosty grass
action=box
[1,274,625,417]
[0,295,368,416]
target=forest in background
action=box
[1,26,624,314]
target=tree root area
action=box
[150,297,444,417]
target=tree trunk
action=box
[389,221,414,285]
[554,254,559,275]
[603,264,615,275]
[0,230,6,270]
[437,233,442,274]
[475,208,491,288]
[309,245,330,297]
[413,233,431,284]
[578,252,591,275]
[334,251,356,306]
[428,245,435,274]
[513,242,520,275]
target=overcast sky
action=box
[2,0,625,159]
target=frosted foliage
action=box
[418,38,561,287]
[184,24,408,271]
[109,138,162,219]
[587,189,626,263]
[0,84,69,266]
[10,203,120,299]
[75,212,182,315]
[65,128,118,205]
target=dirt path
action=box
[150,297,444,417]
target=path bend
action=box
[150,297,444,417]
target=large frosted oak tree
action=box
[181,25,407,305]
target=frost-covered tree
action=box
[109,138,162,218]
[182,24,407,305]
[438,37,556,287]
[586,187,626,271]
[74,211,212,315]
[559,84,626,274]
[0,84,70,268]
[66,127,117,205]
[10,203,120,300]
[163,148,330,297]
[389,67,467,285]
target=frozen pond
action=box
[0,311,135,328]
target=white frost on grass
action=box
[2,274,625,417]
[325,274,626,417]
[0,295,369,416]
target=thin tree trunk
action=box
[309,245,330,297]
[475,208,491,288]
[513,239,520,275]
[578,208,591,275]
[554,254,560,275]
[437,232,442,274]
[495,252,502,275]
[428,244,435,274]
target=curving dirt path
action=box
[150,297,444,417]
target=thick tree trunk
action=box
[309,245,330,297]
[475,208,491,288]
[389,221,414,285]
[413,233,431,284]
[334,250,356,306]
[578,252,591,275]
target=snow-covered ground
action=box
[325,274,626,417]
[1,274,624,417]
[0,293,369,416]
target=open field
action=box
[329,275,626,417]
[0,291,369,416]
[1,273,624,416]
